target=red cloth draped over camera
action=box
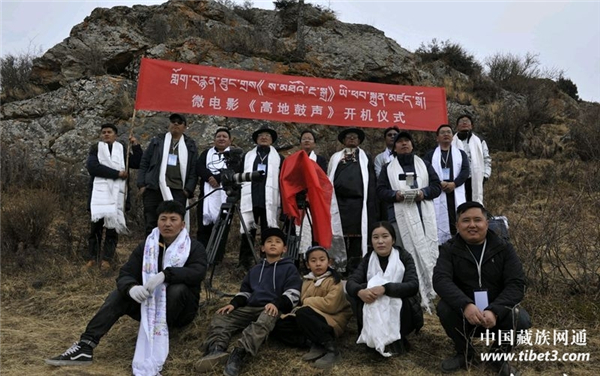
[280,151,333,248]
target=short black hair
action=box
[369,221,397,244]
[215,127,231,138]
[384,126,401,138]
[456,114,473,126]
[100,123,118,134]
[436,124,453,135]
[456,201,488,218]
[300,129,317,142]
[156,200,186,220]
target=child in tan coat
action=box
[274,245,352,369]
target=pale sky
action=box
[1,0,599,102]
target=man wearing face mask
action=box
[451,114,491,204]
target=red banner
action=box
[135,58,447,131]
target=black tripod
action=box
[283,190,314,269]
[203,185,258,300]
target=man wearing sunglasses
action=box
[137,113,198,235]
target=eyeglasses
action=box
[301,138,314,142]
[387,133,398,138]
[345,135,359,140]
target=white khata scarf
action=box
[387,155,438,313]
[328,147,369,256]
[203,146,229,225]
[431,146,465,245]
[132,227,191,376]
[357,248,404,357]
[452,133,485,204]
[158,132,190,231]
[90,141,128,234]
[240,146,280,232]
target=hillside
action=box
[1,1,599,375]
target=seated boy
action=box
[197,227,302,376]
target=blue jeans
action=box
[80,284,198,346]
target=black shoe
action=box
[197,345,229,373]
[223,347,247,376]
[45,342,93,366]
[441,353,473,373]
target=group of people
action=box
[47,113,528,376]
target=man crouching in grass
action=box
[45,200,207,376]
[196,227,302,376]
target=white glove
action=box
[144,272,165,293]
[129,285,150,304]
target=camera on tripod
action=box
[218,148,265,196]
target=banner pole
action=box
[124,109,137,210]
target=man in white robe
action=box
[86,123,142,270]
[424,124,470,245]
[238,125,284,270]
[451,114,491,204]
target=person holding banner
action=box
[137,113,198,235]
[424,124,470,245]
[238,125,284,270]
[85,123,143,271]
[196,127,233,248]
[299,129,328,173]
[376,131,441,313]
[46,201,207,375]
[328,127,378,275]
[451,114,491,204]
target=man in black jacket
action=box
[85,123,143,270]
[137,113,198,235]
[433,201,531,375]
[46,201,207,367]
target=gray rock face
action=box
[2,0,429,173]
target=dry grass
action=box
[2,157,600,375]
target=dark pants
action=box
[143,188,187,235]
[347,293,416,338]
[272,307,335,347]
[344,236,363,276]
[80,284,199,346]
[239,207,268,269]
[436,299,531,355]
[465,178,473,202]
[196,221,214,250]
[87,219,118,261]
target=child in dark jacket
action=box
[274,245,352,369]
[197,227,302,376]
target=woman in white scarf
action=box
[345,222,423,357]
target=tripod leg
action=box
[237,205,260,265]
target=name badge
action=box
[257,163,267,172]
[442,168,451,181]
[168,154,178,166]
[474,290,489,311]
